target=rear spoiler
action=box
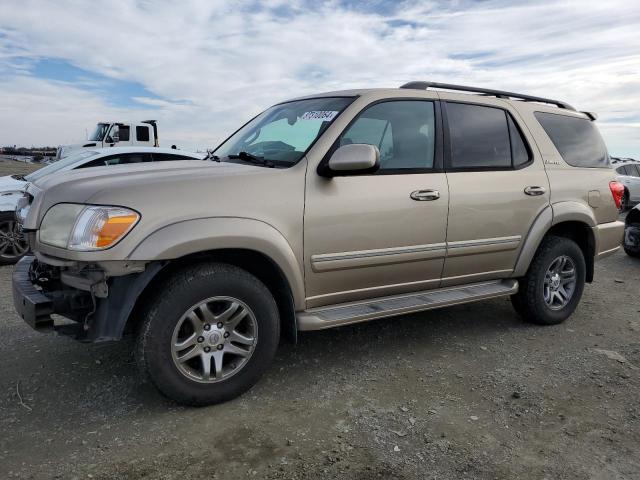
[142,120,159,146]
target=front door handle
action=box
[524,186,546,196]
[410,189,440,201]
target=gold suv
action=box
[13,81,625,405]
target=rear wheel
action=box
[624,222,640,258]
[511,236,586,325]
[0,211,29,265]
[136,262,280,405]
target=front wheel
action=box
[511,236,586,325]
[136,263,280,406]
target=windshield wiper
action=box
[11,174,25,181]
[204,149,220,162]
[226,151,275,168]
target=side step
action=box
[297,279,518,331]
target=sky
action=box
[0,0,639,157]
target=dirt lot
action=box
[0,247,638,479]
[0,157,43,177]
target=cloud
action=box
[0,0,639,156]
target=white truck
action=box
[56,120,159,159]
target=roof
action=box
[286,81,581,116]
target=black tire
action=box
[511,236,586,325]
[624,223,640,258]
[0,211,29,266]
[621,191,630,212]
[135,262,280,406]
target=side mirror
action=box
[324,144,380,177]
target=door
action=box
[304,99,449,308]
[621,164,640,202]
[441,101,550,286]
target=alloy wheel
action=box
[170,296,258,383]
[0,219,28,261]
[543,255,577,310]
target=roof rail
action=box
[400,81,576,111]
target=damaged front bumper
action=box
[12,255,163,342]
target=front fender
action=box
[0,191,23,212]
[127,217,305,308]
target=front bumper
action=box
[12,256,55,331]
[12,255,164,342]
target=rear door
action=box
[622,164,640,202]
[441,101,550,286]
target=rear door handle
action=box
[524,186,546,196]
[410,189,440,201]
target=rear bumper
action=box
[593,220,625,260]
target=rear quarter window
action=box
[534,112,609,168]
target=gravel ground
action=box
[0,250,639,479]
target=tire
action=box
[621,191,630,212]
[135,262,280,406]
[624,222,640,258]
[0,211,29,266]
[511,236,586,325]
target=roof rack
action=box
[400,81,576,111]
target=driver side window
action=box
[339,100,435,171]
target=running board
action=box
[297,279,518,331]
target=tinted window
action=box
[152,153,199,161]
[118,125,130,142]
[136,126,150,142]
[340,101,435,171]
[625,165,639,177]
[77,153,151,168]
[447,103,511,168]
[508,115,530,167]
[616,166,627,175]
[534,112,609,168]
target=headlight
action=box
[40,204,140,251]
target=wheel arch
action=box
[124,248,298,344]
[513,205,596,282]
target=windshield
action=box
[25,151,99,182]
[214,97,354,166]
[88,123,111,141]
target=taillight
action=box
[609,181,624,209]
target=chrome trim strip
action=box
[312,243,447,263]
[447,235,522,249]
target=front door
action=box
[304,99,449,308]
[440,100,550,286]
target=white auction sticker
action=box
[300,111,339,121]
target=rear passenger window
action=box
[152,153,197,161]
[136,126,150,142]
[446,103,530,169]
[625,165,640,177]
[534,112,609,168]
[339,100,436,171]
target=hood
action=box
[26,159,294,230]
[33,160,263,193]
[0,175,28,192]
